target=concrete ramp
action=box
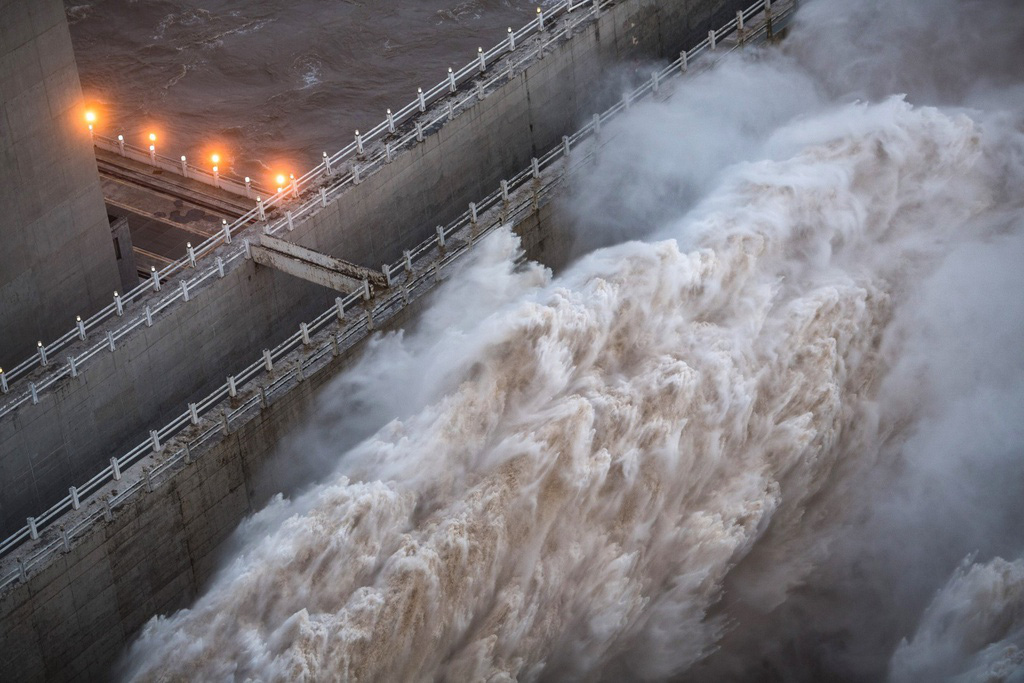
[250,234,386,294]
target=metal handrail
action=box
[0,0,792,590]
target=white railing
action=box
[0,0,614,418]
[0,0,793,593]
[91,133,263,200]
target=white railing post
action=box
[335,297,345,321]
[149,144,156,164]
[362,279,371,301]
[416,122,425,143]
[448,67,456,93]
[477,47,486,73]
[179,280,189,302]
[106,331,115,352]
[263,349,274,372]
[322,152,332,175]
[532,157,541,179]
[353,164,361,185]
[150,430,162,452]
[222,219,232,244]
[436,225,446,248]
[507,27,516,51]
[117,134,125,156]
[0,369,7,394]
[216,256,225,278]
[681,50,688,72]
[537,6,545,30]
[68,356,77,378]
[69,486,80,510]
[737,10,744,31]
[77,315,86,340]
[186,242,196,267]
[151,266,160,291]
[37,341,47,366]
[188,402,199,425]
[386,108,396,134]
[417,87,426,113]
[404,250,413,273]
[709,29,717,50]
[320,187,328,207]
[257,197,266,220]
[300,322,311,345]
[114,291,123,316]
[145,305,153,327]
[27,517,38,540]
[382,263,392,287]
[30,381,38,404]
[227,375,237,397]
[386,142,393,163]
[286,210,294,231]
[355,130,364,155]
[562,135,571,155]
[244,176,252,198]
[501,179,510,202]
[180,155,188,177]
[111,456,121,480]
[469,202,478,224]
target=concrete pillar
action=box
[0,0,121,368]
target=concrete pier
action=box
[0,0,121,369]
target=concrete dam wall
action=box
[0,0,749,540]
[0,0,773,679]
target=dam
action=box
[0,0,790,678]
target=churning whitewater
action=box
[122,0,1024,680]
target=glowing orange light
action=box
[84,111,96,124]
[148,133,157,143]
[275,174,286,186]
[211,153,221,164]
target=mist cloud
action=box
[122,0,1024,680]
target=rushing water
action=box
[120,0,1024,679]
[66,0,537,182]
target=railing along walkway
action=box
[0,0,615,418]
[0,0,794,593]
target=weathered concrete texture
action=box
[0,279,433,682]
[0,0,748,537]
[0,0,121,369]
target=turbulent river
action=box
[98,0,1024,679]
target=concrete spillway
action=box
[0,0,779,679]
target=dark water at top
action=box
[65,0,537,182]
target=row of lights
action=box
[83,110,292,194]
